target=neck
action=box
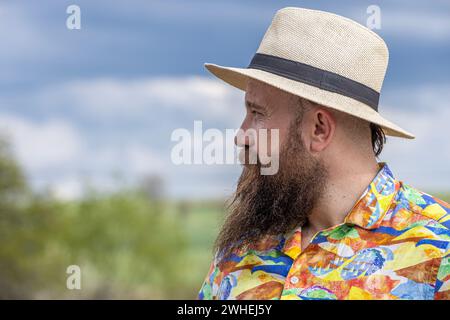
[305,156,380,235]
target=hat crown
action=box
[256,7,389,92]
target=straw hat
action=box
[205,7,414,139]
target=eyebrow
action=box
[245,100,267,111]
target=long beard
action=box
[214,125,328,261]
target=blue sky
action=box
[0,0,449,199]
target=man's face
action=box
[214,79,329,261]
[235,79,298,168]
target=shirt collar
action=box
[281,163,400,260]
[343,162,400,229]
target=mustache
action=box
[238,146,259,166]
[238,146,280,176]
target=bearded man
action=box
[197,7,450,300]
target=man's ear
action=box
[304,108,336,153]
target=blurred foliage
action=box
[0,137,224,299]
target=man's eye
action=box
[251,110,262,116]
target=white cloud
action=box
[47,176,84,200]
[125,144,166,175]
[86,143,167,177]
[0,113,169,200]
[0,75,248,200]
[382,10,450,41]
[380,84,450,191]
[0,114,83,171]
[35,76,244,124]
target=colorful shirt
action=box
[198,163,450,300]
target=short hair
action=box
[370,123,386,157]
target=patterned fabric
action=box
[198,163,450,300]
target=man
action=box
[198,7,450,300]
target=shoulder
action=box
[385,181,450,244]
[398,183,450,228]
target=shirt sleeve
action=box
[434,243,450,300]
[197,258,220,300]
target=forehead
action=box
[245,78,296,110]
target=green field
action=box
[1,191,226,299]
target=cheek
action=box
[269,122,289,148]
[254,126,286,160]
[245,115,292,157]
[252,116,266,130]
[255,119,289,150]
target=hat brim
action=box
[205,63,415,139]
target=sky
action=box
[0,0,449,200]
